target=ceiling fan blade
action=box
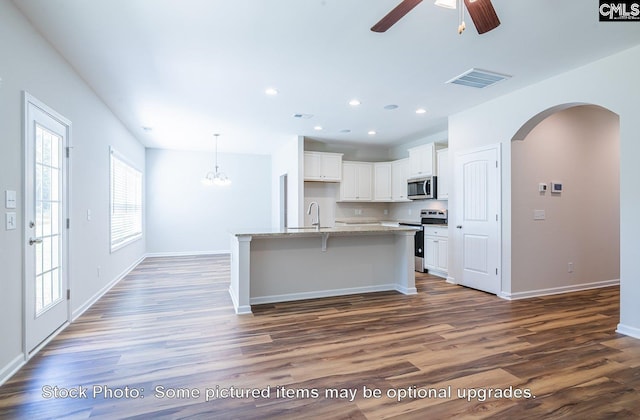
[371,0,423,33]
[464,0,500,34]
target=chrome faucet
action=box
[307,201,320,230]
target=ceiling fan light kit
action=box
[434,0,456,9]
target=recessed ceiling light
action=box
[384,104,398,110]
[415,108,427,114]
[314,126,323,131]
[348,99,361,106]
[293,113,314,119]
[265,87,278,95]
[340,129,351,133]
[368,130,376,135]
[142,126,153,132]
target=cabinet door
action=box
[425,237,438,269]
[340,162,358,200]
[437,238,448,271]
[321,153,342,182]
[356,163,373,201]
[392,159,409,201]
[304,152,321,180]
[374,162,392,201]
[436,148,449,200]
[409,143,434,177]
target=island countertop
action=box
[232,224,420,238]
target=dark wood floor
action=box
[1,255,639,419]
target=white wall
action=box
[146,148,271,255]
[448,44,640,337]
[271,136,304,229]
[0,0,145,381]
[511,105,619,295]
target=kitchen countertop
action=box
[232,224,420,238]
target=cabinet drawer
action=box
[424,226,448,238]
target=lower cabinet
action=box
[424,226,448,277]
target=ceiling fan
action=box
[371,0,500,35]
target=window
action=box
[110,148,142,251]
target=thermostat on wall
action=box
[550,181,562,193]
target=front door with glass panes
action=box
[24,94,70,353]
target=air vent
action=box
[446,68,511,88]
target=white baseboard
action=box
[395,285,418,295]
[71,255,146,321]
[0,354,26,387]
[500,279,620,300]
[250,284,398,306]
[616,323,640,339]
[227,287,251,315]
[427,269,447,279]
[145,250,229,258]
[446,275,456,285]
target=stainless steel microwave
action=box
[407,176,437,200]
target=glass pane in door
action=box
[34,124,63,316]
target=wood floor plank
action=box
[1,254,639,419]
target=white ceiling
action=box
[13,0,640,154]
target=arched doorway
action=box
[509,104,620,297]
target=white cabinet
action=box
[340,161,372,201]
[424,226,448,277]
[436,148,449,200]
[373,162,392,201]
[408,143,435,178]
[304,151,343,182]
[391,158,410,201]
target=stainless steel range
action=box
[400,209,448,272]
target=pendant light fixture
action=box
[202,133,231,186]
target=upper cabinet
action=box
[304,151,343,182]
[391,158,410,201]
[373,162,392,201]
[408,143,435,178]
[436,148,449,200]
[340,161,372,201]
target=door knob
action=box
[29,238,43,245]
[456,225,462,229]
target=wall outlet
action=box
[97,266,101,278]
[383,209,388,215]
[568,262,574,273]
[408,209,412,216]
[355,209,363,216]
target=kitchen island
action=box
[229,225,418,314]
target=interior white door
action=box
[455,144,501,294]
[24,94,70,353]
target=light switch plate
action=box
[6,212,16,230]
[533,209,546,220]
[5,190,17,209]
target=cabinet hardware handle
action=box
[29,238,43,245]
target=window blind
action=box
[110,150,142,251]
